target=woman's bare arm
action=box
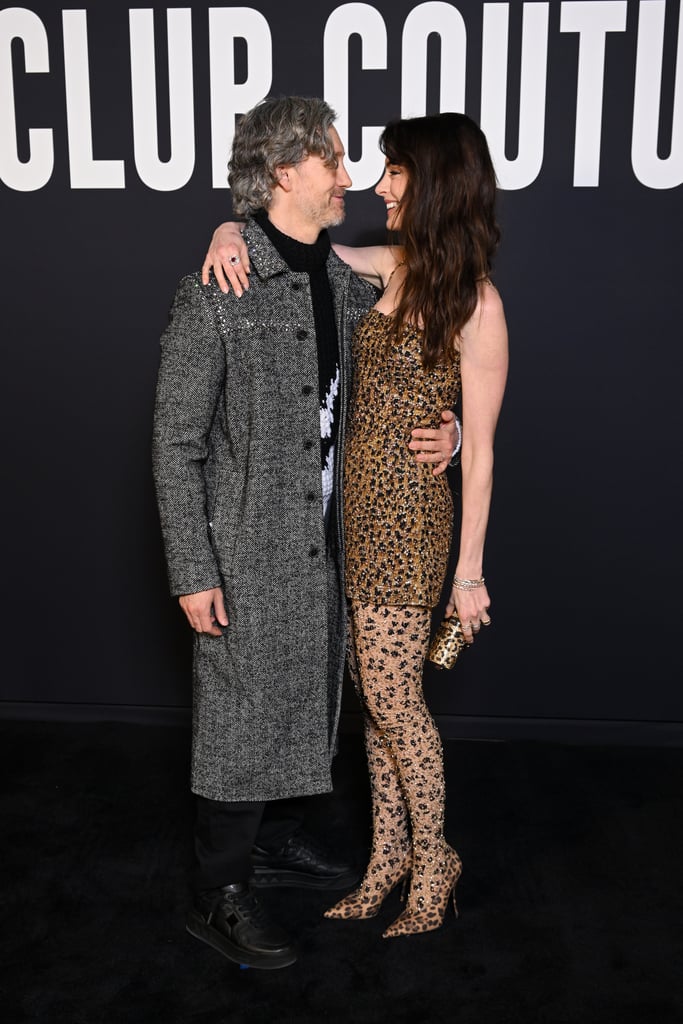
[331,244,399,288]
[200,221,401,295]
[445,282,509,629]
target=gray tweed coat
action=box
[152,220,376,801]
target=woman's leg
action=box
[324,602,411,919]
[349,602,461,937]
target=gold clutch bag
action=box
[427,614,467,670]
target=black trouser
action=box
[193,794,307,891]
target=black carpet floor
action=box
[2,719,683,1024]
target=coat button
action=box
[306,492,316,502]
[291,281,301,291]
[296,329,307,341]
[303,439,314,450]
[302,384,313,395]
[309,545,319,557]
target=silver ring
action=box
[229,254,241,266]
[462,622,473,630]
[481,618,492,626]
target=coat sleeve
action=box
[152,275,225,596]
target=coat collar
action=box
[242,218,289,279]
[325,245,353,299]
[243,218,352,293]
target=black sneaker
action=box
[251,832,359,890]
[186,882,297,970]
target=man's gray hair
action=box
[228,96,338,216]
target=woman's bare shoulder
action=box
[472,278,506,327]
[458,279,508,356]
[480,277,504,306]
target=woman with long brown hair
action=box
[204,112,508,937]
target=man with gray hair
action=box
[152,96,457,969]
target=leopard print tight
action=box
[348,602,445,854]
[326,602,461,932]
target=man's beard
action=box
[300,194,346,231]
[324,206,346,228]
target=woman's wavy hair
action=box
[380,112,500,368]
[228,96,338,215]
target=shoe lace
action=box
[226,887,272,928]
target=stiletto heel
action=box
[382,846,462,938]
[324,701,411,922]
[324,846,411,920]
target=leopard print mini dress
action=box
[343,308,461,607]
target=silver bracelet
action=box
[448,415,463,467]
[452,575,485,591]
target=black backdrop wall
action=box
[1,0,681,740]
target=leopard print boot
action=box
[382,844,462,937]
[325,611,411,920]
[343,602,463,937]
